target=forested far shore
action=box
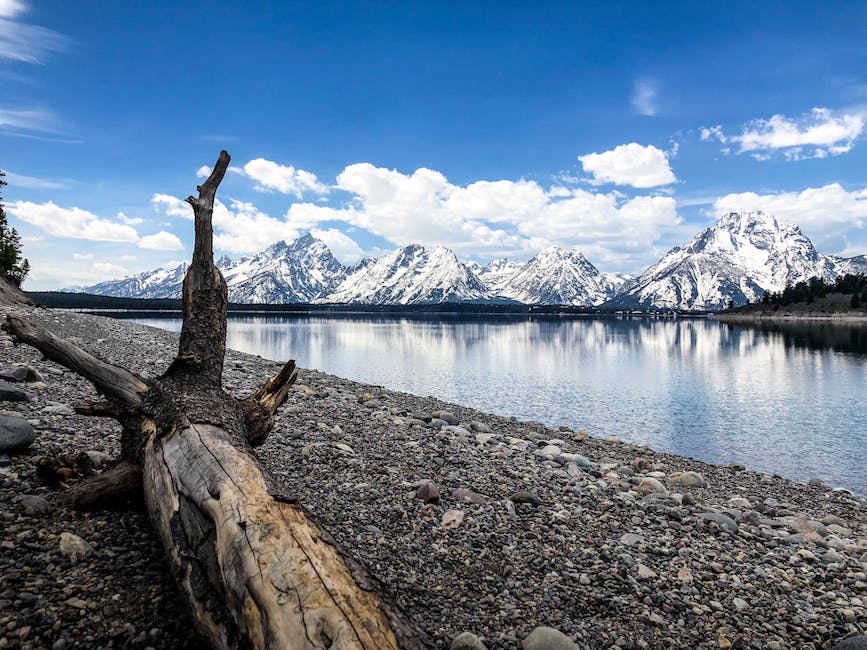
[25,291,712,316]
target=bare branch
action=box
[61,460,143,510]
[74,400,124,419]
[241,360,297,445]
[2,313,147,408]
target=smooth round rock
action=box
[15,494,51,515]
[0,379,30,402]
[0,415,36,453]
[522,626,577,650]
[635,477,668,495]
[451,631,487,650]
[510,491,542,507]
[437,411,460,426]
[668,471,707,488]
[699,512,739,534]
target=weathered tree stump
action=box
[3,151,431,649]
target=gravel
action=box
[0,307,865,649]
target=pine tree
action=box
[0,171,29,287]
[852,292,862,310]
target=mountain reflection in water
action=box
[108,312,867,496]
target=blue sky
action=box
[2,1,867,289]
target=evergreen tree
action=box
[0,171,29,287]
[852,292,862,310]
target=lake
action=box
[113,313,867,496]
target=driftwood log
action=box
[3,151,430,649]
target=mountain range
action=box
[81,212,867,311]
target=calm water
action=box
[114,313,867,496]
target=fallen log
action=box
[3,151,431,649]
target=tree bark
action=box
[2,150,431,649]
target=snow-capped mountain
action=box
[85,233,344,303]
[611,211,839,311]
[830,254,867,276]
[470,258,525,296]
[497,246,622,306]
[220,234,345,303]
[80,216,865,309]
[85,262,190,299]
[320,245,493,304]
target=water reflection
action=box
[110,312,867,495]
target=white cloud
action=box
[705,108,864,160]
[0,0,25,18]
[578,143,677,188]
[72,253,94,261]
[152,193,193,220]
[2,170,67,189]
[700,125,726,143]
[0,2,66,63]
[212,199,299,253]
[289,162,680,267]
[714,183,867,252]
[152,194,298,254]
[241,158,328,197]
[631,79,657,117]
[117,211,143,225]
[8,201,140,242]
[0,107,57,132]
[156,160,685,271]
[92,262,127,275]
[310,228,364,264]
[196,165,211,178]
[139,231,183,251]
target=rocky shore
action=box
[0,308,865,649]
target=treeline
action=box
[0,171,29,286]
[761,274,867,309]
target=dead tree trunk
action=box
[3,151,430,649]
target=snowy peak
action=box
[473,258,524,295]
[321,244,492,304]
[613,211,837,311]
[498,245,616,306]
[220,233,345,303]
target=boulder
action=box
[0,415,36,453]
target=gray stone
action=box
[558,453,592,469]
[15,494,50,515]
[510,491,542,507]
[84,450,111,468]
[732,597,748,611]
[437,411,460,425]
[522,626,577,650]
[619,532,644,547]
[636,563,657,580]
[0,379,30,402]
[451,632,487,650]
[469,421,492,433]
[415,481,440,503]
[452,488,487,505]
[59,532,94,562]
[831,637,867,650]
[539,444,562,458]
[635,477,668,495]
[0,366,43,383]
[668,471,707,488]
[0,415,36,453]
[699,512,739,534]
[42,401,76,416]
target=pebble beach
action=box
[0,308,865,649]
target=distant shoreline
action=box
[714,312,867,323]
